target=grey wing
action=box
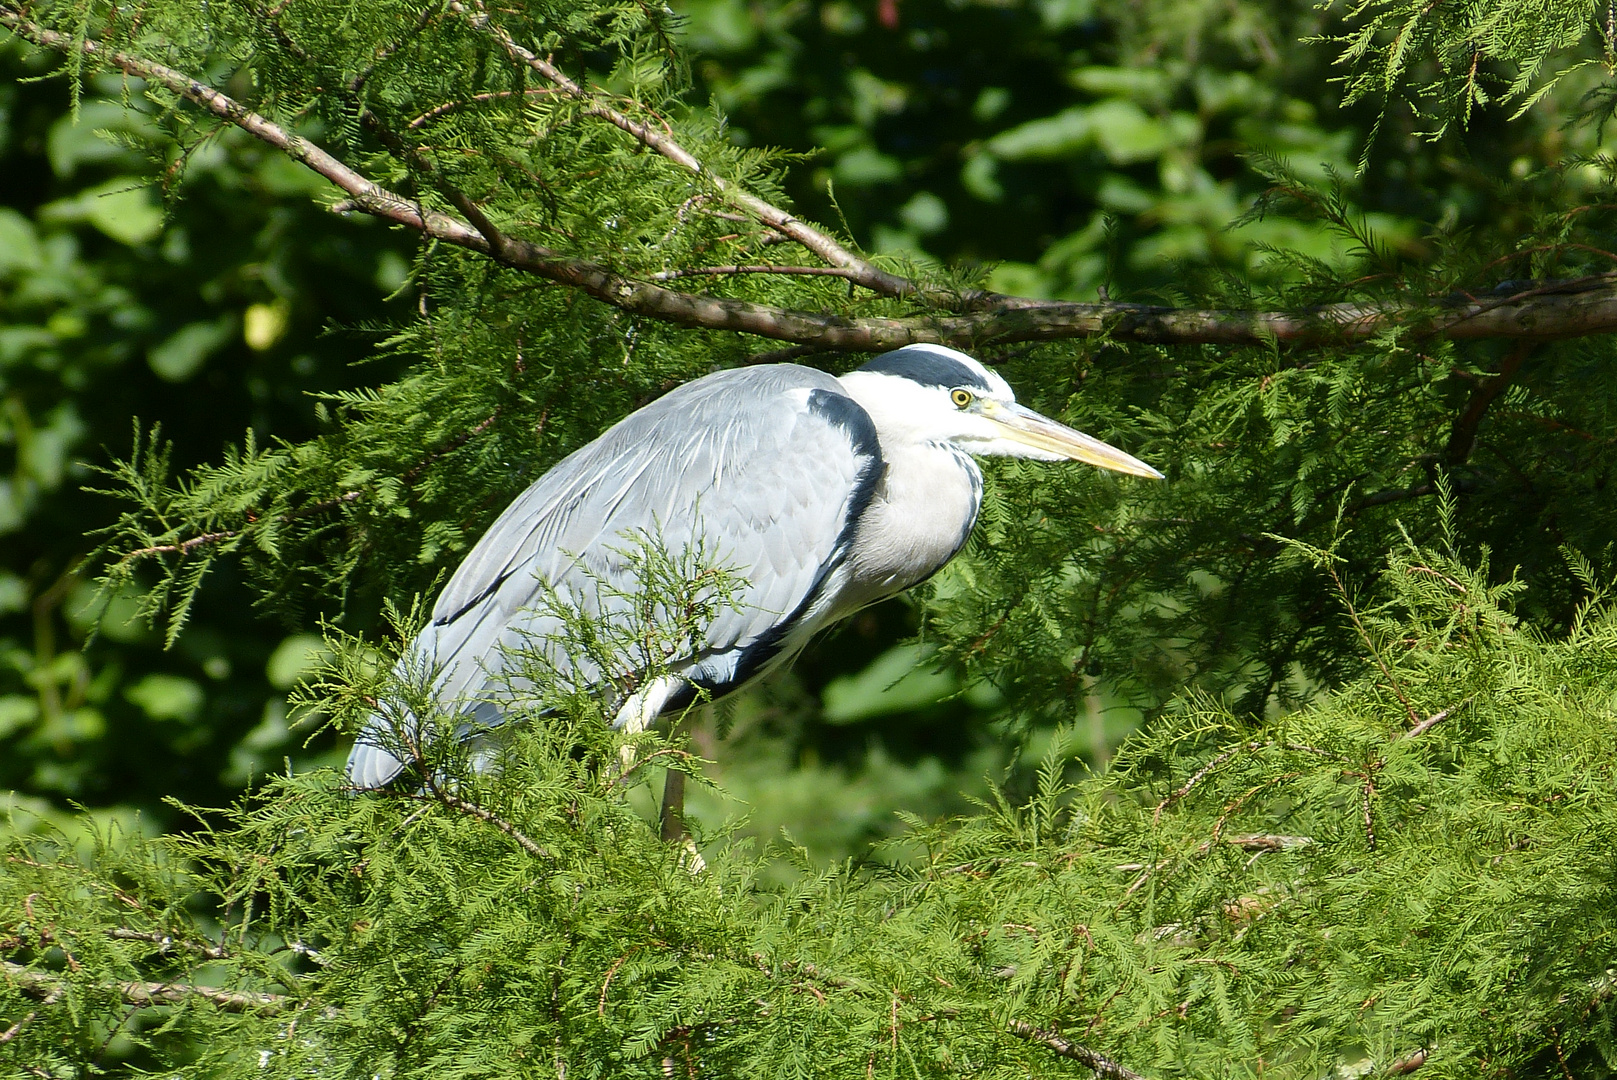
[346,365,882,787]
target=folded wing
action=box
[346,364,884,787]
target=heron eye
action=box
[951,389,973,408]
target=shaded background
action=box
[1,0,1609,860]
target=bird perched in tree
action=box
[347,344,1161,788]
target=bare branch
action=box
[1402,702,1463,739]
[433,791,553,859]
[406,88,560,129]
[120,530,238,562]
[1410,704,1461,737]
[1446,341,1534,466]
[1153,746,1241,823]
[1153,741,1340,822]
[1006,1019,1150,1080]
[1347,483,1438,514]
[115,492,362,567]
[1390,1048,1428,1073]
[4,960,294,1014]
[1225,833,1313,852]
[0,10,472,242]
[1322,557,1421,726]
[382,784,554,861]
[0,1010,39,1044]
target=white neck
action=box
[833,371,983,603]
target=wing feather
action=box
[347,365,883,786]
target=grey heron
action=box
[347,344,1161,788]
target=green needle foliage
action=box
[7,535,1617,1076]
[4,0,1617,1073]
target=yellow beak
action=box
[985,402,1164,479]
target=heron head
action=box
[837,344,1163,479]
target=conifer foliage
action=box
[4,0,1617,1074]
[7,536,1617,1077]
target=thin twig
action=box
[1154,747,1240,823]
[1346,483,1438,514]
[451,0,914,300]
[1153,740,1339,822]
[649,265,866,282]
[0,1010,39,1044]
[414,790,553,860]
[117,491,362,566]
[121,531,238,561]
[382,710,552,860]
[1361,772,1377,852]
[1225,833,1312,852]
[105,929,230,961]
[345,3,438,98]
[1323,559,1421,726]
[1006,1019,1149,1079]
[3,960,294,1014]
[407,88,561,128]
[1399,698,1471,740]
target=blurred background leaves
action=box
[0,37,413,814]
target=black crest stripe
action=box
[856,346,995,392]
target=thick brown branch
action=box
[4,960,293,1014]
[1006,1019,1150,1080]
[11,9,1617,351]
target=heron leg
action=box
[657,705,711,874]
[659,768,686,842]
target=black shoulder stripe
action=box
[806,389,884,566]
[806,387,881,463]
[712,390,885,692]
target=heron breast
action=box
[843,442,982,598]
